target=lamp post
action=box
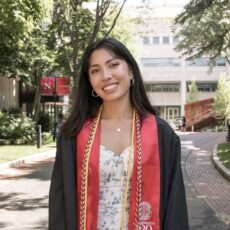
[53,74,57,141]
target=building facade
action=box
[129,3,229,122]
[0,77,19,110]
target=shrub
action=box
[0,111,36,144]
[2,107,22,117]
[37,112,53,133]
[42,132,53,144]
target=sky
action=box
[125,0,191,17]
[126,0,190,5]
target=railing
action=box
[185,98,215,131]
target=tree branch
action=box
[104,0,127,37]
[58,31,74,74]
[87,0,103,45]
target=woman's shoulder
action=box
[153,115,174,131]
[154,115,179,140]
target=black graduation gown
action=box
[49,116,189,230]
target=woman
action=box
[49,38,189,230]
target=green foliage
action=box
[37,112,53,132]
[213,74,230,120]
[48,0,128,82]
[0,0,130,84]
[107,12,133,45]
[1,107,22,116]
[42,132,53,144]
[186,80,199,103]
[0,0,55,81]
[218,142,230,169]
[173,0,230,69]
[0,110,36,144]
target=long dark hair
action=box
[62,38,156,138]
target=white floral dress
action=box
[97,145,134,230]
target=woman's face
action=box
[88,48,133,103]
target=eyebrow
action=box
[89,57,119,68]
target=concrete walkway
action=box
[179,132,230,229]
[0,132,229,229]
[0,156,55,229]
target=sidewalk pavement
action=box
[0,157,55,229]
[177,131,230,184]
[0,149,56,186]
[179,131,230,229]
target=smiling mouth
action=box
[102,83,119,92]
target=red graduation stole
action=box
[76,114,160,230]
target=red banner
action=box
[56,77,70,95]
[40,76,54,95]
[40,76,70,96]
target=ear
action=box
[129,69,134,79]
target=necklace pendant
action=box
[117,128,121,132]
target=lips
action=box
[102,83,119,93]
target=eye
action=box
[110,62,119,68]
[90,69,99,74]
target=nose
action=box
[102,67,112,81]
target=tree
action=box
[213,73,230,140]
[0,0,54,80]
[48,0,127,87]
[0,0,57,120]
[213,74,230,120]
[0,0,129,120]
[186,80,199,103]
[173,0,230,69]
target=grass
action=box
[0,135,56,163]
[217,142,230,170]
[201,123,227,132]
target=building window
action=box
[186,57,226,67]
[141,58,181,67]
[216,57,226,66]
[145,83,180,92]
[163,36,170,44]
[186,58,209,66]
[166,107,181,120]
[186,82,217,92]
[173,36,179,44]
[153,36,160,44]
[143,36,150,44]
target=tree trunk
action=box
[227,121,230,141]
[32,76,41,121]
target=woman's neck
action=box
[101,100,133,120]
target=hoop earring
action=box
[130,78,135,87]
[92,89,99,97]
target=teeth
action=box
[103,83,117,90]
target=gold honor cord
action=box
[120,110,135,230]
[80,107,137,230]
[135,112,142,225]
[80,106,102,230]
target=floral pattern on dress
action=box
[97,145,134,230]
